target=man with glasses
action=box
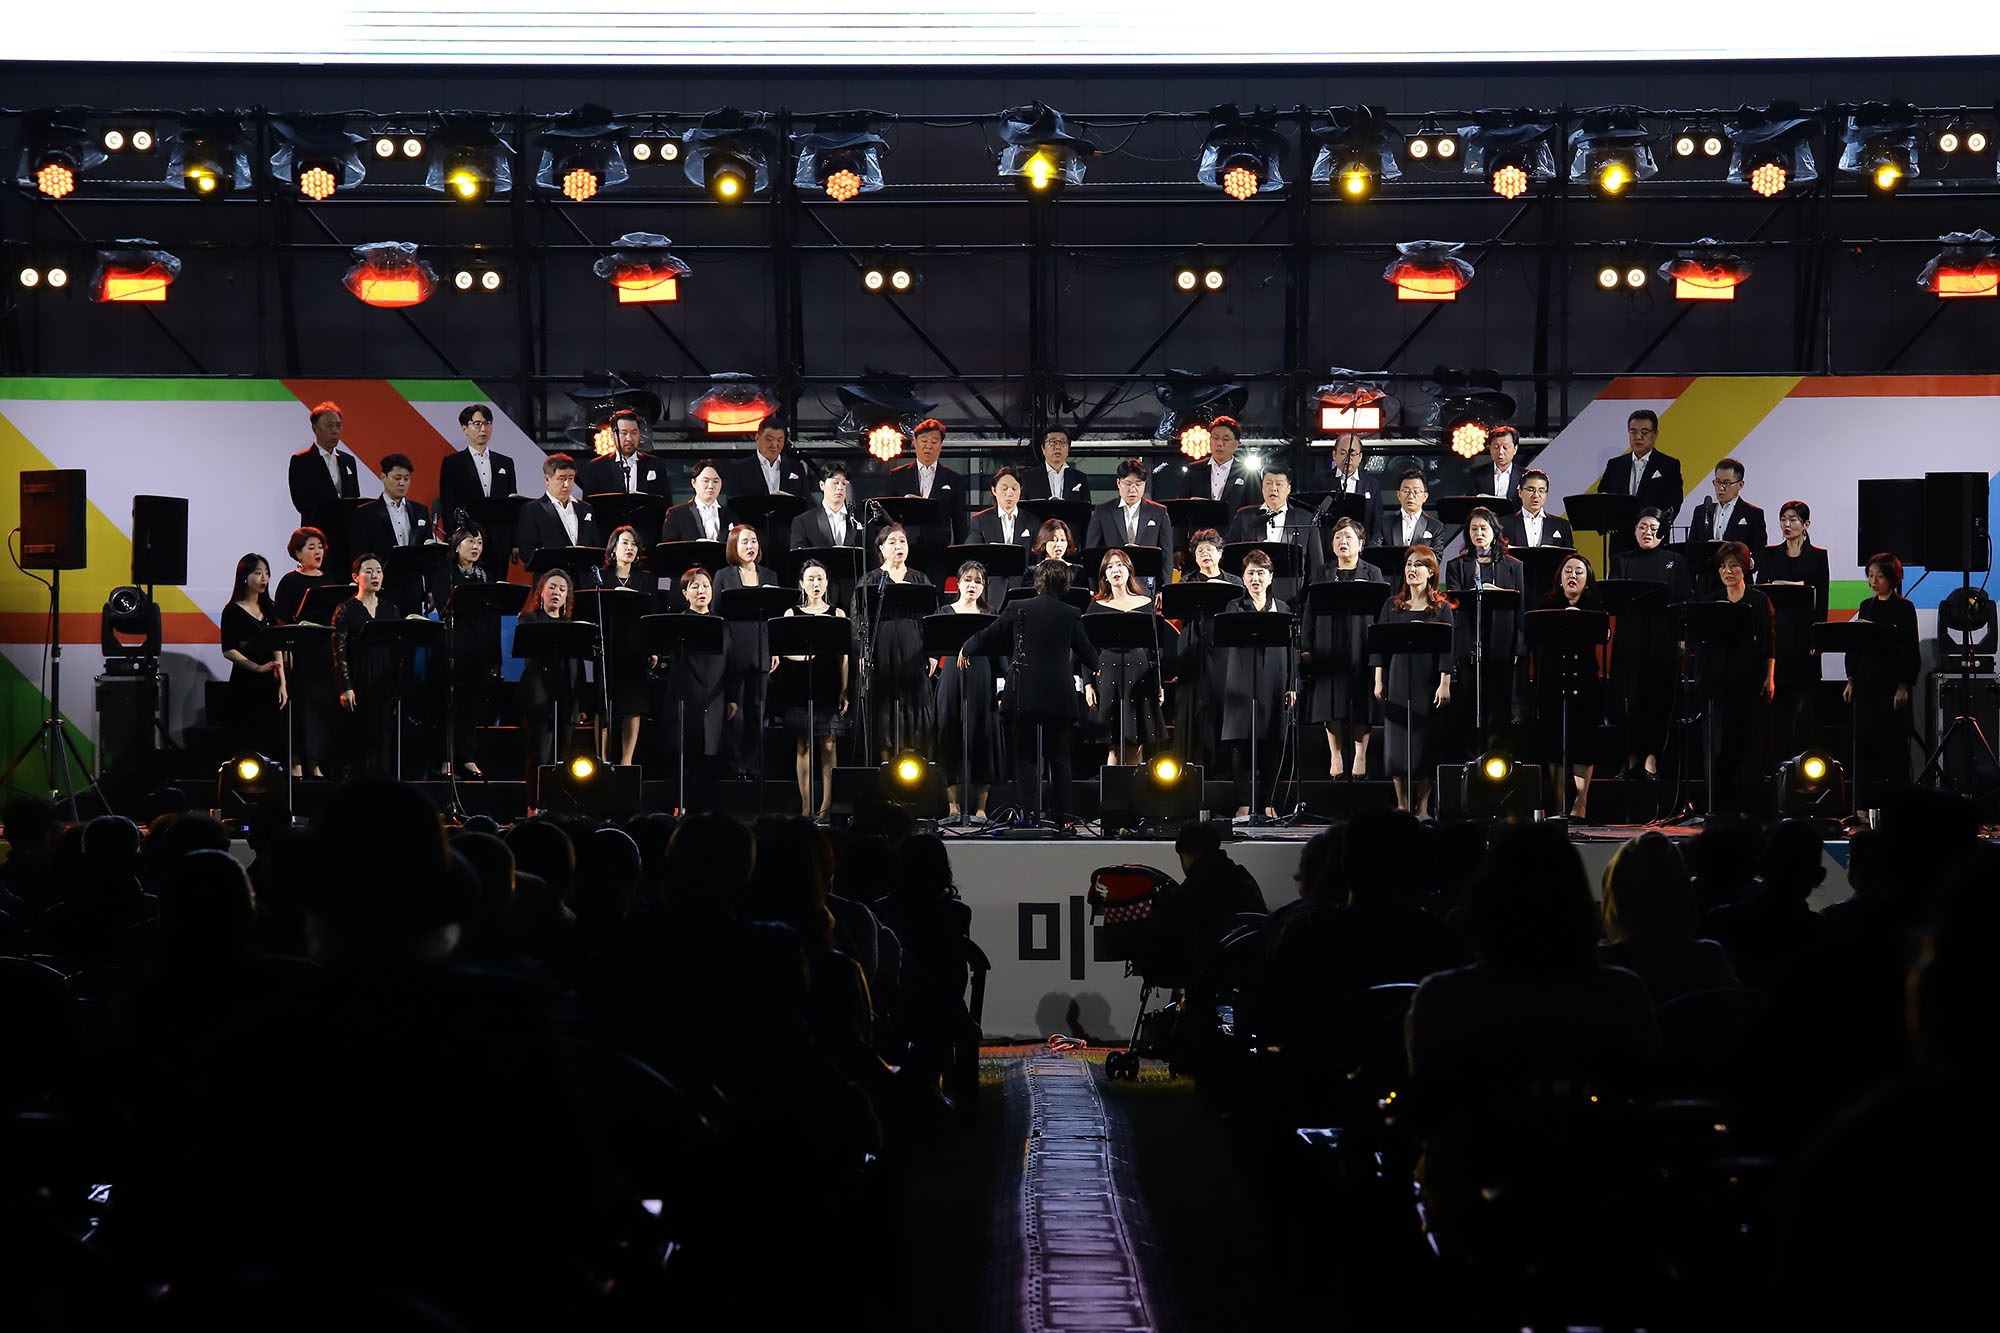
[1598,409,1684,556]
[438,404,519,577]
[1686,457,1767,550]
[1500,471,1574,550]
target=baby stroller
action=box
[1087,863,1191,1080]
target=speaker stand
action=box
[0,568,103,820]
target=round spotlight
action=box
[1449,421,1488,458]
[1801,755,1827,782]
[1481,754,1510,781]
[186,165,221,195]
[1748,160,1789,197]
[1969,131,1990,153]
[34,152,77,199]
[374,136,396,158]
[570,754,597,780]
[481,269,502,291]
[1596,159,1633,195]
[19,267,39,288]
[1625,266,1647,289]
[863,268,886,291]
[103,129,126,152]
[1151,755,1181,783]
[889,268,913,292]
[1408,137,1430,159]
[1435,135,1457,159]
[454,269,475,291]
[1597,266,1619,289]
[895,756,922,783]
[1872,161,1904,193]
[236,757,262,782]
[1221,162,1260,200]
[1674,135,1696,158]
[1939,131,1960,154]
[631,141,652,162]
[708,157,751,202]
[131,130,154,152]
[1175,268,1198,291]
[401,137,423,158]
[1702,136,1724,157]
[46,267,68,289]
[1202,268,1224,291]
[1339,165,1374,200]
[561,166,600,202]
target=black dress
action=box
[658,610,731,762]
[713,563,778,774]
[936,604,1006,784]
[1692,587,1775,814]
[1220,595,1297,807]
[1756,541,1831,757]
[777,607,852,738]
[1170,570,1244,766]
[1374,599,1456,784]
[598,570,660,721]
[1302,563,1388,726]
[1084,601,1167,759]
[331,596,398,777]
[855,568,936,758]
[1527,591,1608,768]
[274,569,335,763]
[1849,593,1919,801]
[220,600,283,759]
[1610,544,1691,759]
[432,563,503,769]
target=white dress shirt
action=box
[916,463,936,498]
[1522,510,1545,546]
[1400,510,1424,545]
[824,504,850,544]
[1046,465,1067,497]
[696,501,722,541]
[759,455,782,493]
[1209,464,1230,502]
[997,508,1018,544]
[469,446,493,497]
[1712,499,1734,535]
[1266,507,1291,542]
[1629,455,1646,496]
[620,456,639,493]
[553,496,580,545]
[385,498,412,546]
[320,445,343,492]
[1490,466,1515,498]
[1123,502,1143,542]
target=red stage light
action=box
[299,166,338,201]
[867,423,906,461]
[1179,423,1212,461]
[1935,264,2000,298]
[825,168,862,202]
[95,263,173,303]
[1393,271,1465,301]
[613,271,679,303]
[353,272,430,307]
[1222,165,1260,200]
[563,167,600,202]
[1673,272,1742,301]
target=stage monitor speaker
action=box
[21,469,87,570]
[131,495,190,586]
[1924,471,1991,574]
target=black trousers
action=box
[1013,709,1074,821]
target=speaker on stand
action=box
[3,470,99,817]
[1915,471,1995,799]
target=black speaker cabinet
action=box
[131,495,190,586]
[20,469,86,570]
[1924,471,1991,573]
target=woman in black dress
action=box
[1696,542,1776,815]
[1530,552,1607,820]
[596,525,659,767]
[1443,507,1525,758]
[1171,528,1245,770]
[1610,508,1689,779]
[219,552,287,760]
[1032,519,1078,571]
[1221,549,1296,820]
[1303,517,1386,778]
[517,567,581,783]
[431,524,497,778]
[936,560,1004,819]
[274,526,333,777]
[332,553,395,778]
[855,522,936,761]
[1373,545,1454,815]
[1083,549,1166,767]
[780,560,850,818]
[659,566,733,806]
[1756,499,1831,760]
[714,523,780,778]
[1844,551,1920,809]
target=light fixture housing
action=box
[1774,750,1846,818]
[1315,371,1397,436]
[344,241,437,309]
[90,240,180,303]
[838,369,935,461]
[1311,105,1404,200]
[168,114,253,198]
[1659,241,1753,301]
[1918,230,2000,299]
[689,375,778,434]
[1198,104,1289,200]
[16,109,104,200]
[794,123,889,201]
[1422,368,1515,460]
[424,116,513,202]
[270,116,367,201]
[1839,104,1921,195]
[535,105,629,202]
[1384,239,1474,302]
[682,108,777,202]
[1569,108,1659,197]
[592,230,691,304]
[1460,114,1556,199]
[1153,371,1247,458]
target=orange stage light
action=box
[354,273,429,307]
[36,161,76,199]
[1393,272,1465,301]
[825,168,861,202]
[702,405,765,433]
[96,264,173,303]
[1673,272,1741,301]
[1321,404,1383,432]
[613,272,679,303]
[1178,424,1212,461]
[1936,265,2000,298]
[1450,422,1489,457]
[563,167,600,202]
[1749,162,1788,197]
[1492,165,1529,200]
[1221,165,1259,200]
[299,166,338,201]
[593,426,616,456]
[867,423,906,461]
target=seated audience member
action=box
[1598,831,1738,1003]
[1702,819,1831,988]
[1160,820,1270,971]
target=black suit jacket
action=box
[723,452,811,500]
[578,452,673,505]
[288,445,362,525]
[1598,449,1685,523]
[1499,511,1576,550]
[436,447,519,534]
[967,506,1038,553]
[886,462,970,544]
[1226,505,1328,600]
[1021,464,1093,503]
[1466,463,1527,502]
[1323,467,1385,534]
[1085,499,1173,562]
[1368,508,1449,552]
[1687,499,1768,550]
[515,495,599,571]
[351,498,433,613]
[962,594,1098,719]
[788,506,867,552]
[1160,458,1257,511]
[660,501,730,546]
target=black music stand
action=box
[360,618,442,779]
[1567,493,1644,545]
[1080,545,1166,589]
[1813,618,1894,813]
[1213,608,1297,824]
[246,623,330,819]
[296,582,352,627]
[647,539,728,577]
[1673,539,1729,591]
[1360,545,1407,580]
[924,611,997,826]
[527,546,609,586]
[571,585,652,751]
[1456,583,1523,736]
[858,580,945,757]
[1679,599,1753,818]
[727,490,810,534]
[874,495,942,528]
[784,545,866,610]
[587,491,671,543]
[1434,494,1522,528]
[1221,541,1305,581]
[440,581,524,791]
[1019,498,1091,538]
[1523,608,1609,816]
[1081,612,1169,769]
[1159,498,1232,544]
[1003,580,1090,611]
[1291,491,1368,526]
[1593,577,1669,682]
[511,618,600,801]
[1365,619,1454,809]
[768,612,854,818]
[313,496,371,566]
[639,613,727,813]
[378,543,450,614]
[1159,581,1242,624]
[1303,580,1387,731]
[1516,545,1580,600]
[946,543,1029,589]
[716,585,802,811]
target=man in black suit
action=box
[578,410,672,545]
[1686,456,1768,549]
[660,460,730,545]
[1323,432,1384,534]
[886,418,968,580]
[966,466,1037,588]
[787,460,865,553]
[1084,458,1173,590]
[958,558,1099,825]
[1466,425,1525,502]
[514,453,599,572]
[724,416,811,500]
[1224,462,1326,602]
[1160,416,1256,509]
[351,453,433,615]
[1598,409,1685,554]
[1021,427,1092,503]
[1499,470,1575,550]
[288,400,363,568]
[1369,470,1450,553]
[437,404,519,578]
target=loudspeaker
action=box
[20,469,86,570]
[1924,471,1991,573]
[1856,478,1926,571]
[131,495,190,586]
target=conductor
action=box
[959,558,1100,827]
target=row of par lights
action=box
[16,261,504,294]
[862,264,1224,294]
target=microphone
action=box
[1313,491,1336,521]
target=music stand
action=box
[1813,618,1894,812]
[728,490,809,532]
[784,545,866,610]
[1679,599,1753,818]
[1213,608,1298,823]
[511,618,599,802]
[1673,539,1729,588]
[1159,498,1232,547]
[1081,612,1168,768]
[1434,494,1522,528]
[1365,619,1454,809]
[647,540,728,577]
[378,543,450,615]
[1456,584,1523,735]
[246,623,330,818]
[1516,545,1580,600]
[1080,545,1166,589]
[440,581,524,788]
[1291,491,1367,526]
[1593,578,1669,682]
[857,581,945,757]
[924,612,997,825]
[946,543,1029,592]
[1360,545,1406,579]
[360,618,442,779]
[639,613,727,812]
[1003,582,1089,611]
[1523,609,1610,816]
[313,496,371,565]
[715,585,801,811]
[296,582,352,627]
[571,584,652,743]
[587,491,671,542]
[1019,498,1091,537]
[1220,541,1305,581]
[874,495,942,528]
[768,612,854,818]
[1566,493,1644,542]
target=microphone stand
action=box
[592,564,615,763]
[855,499,885,761]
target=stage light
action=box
[1627,266,1647,288]
[425,116,511,201]
[1424,368,1515,460]
[861,264,916,294]
[33,150,77,199]
[1102,753,1203,823]
[1482,753,1510,782]
[1384,240,1473,303]
[629,138,678,164]
[270,116,367,201]
[692,375,779,434]
[570,754,597,780]
[997,102,1094,199]
[867,422,906,461]
[1151,755,1181,784]
[891,268,913,291]
[707,154,752,201]
[1316,373,1394,436]
[1493,162,1530,199]
[1458,750,1538,817]
[1202,268,1225,291]
[1660,243,1753,301]
[1450,422,1488,457]
[1175,268,1198,291]
[1462,114,1555,200]
[1410,135,1431,159]
[865,268,886,292]
[1749,158,1789,196]
[18,268,39,288]
[19,110,102,200]
[344,241,437,309]
[92,244,178,303]
[103,130,124,151]
[444,153,494,200]
[1335,155,1376,201]
[1775,750,1845,817]
[594,230,691,304]
[797,124,889,203]
[1870,157,1907,194]
[452,266,503,294]
[684,110,776,203]
[1201,107,1289,200]
[1920,230,2000,299]
[1723,103,1818,198]
[1674,134,1696,158]
[895,755,923,783]
[1436,134,1457,158]
[217,752,280,819]
[173,115,252,199]
[1597,265,1620,289]
[1221,158,1261,200]
[1179,422,1212,461]
[1938,130,1960,154]
[19,265,70,290]
[1155,373,1247,457]
[1840,105,1920,196]
[297,163,339,201]
[237,756,263,782]
[374,136,396,158]
[536,105,630,202]
[561,159,601,201]
[1971,131,1990,153]
[1592,152,1637,196]
[1321,403,1384,432]
[1569,109,1658,199]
